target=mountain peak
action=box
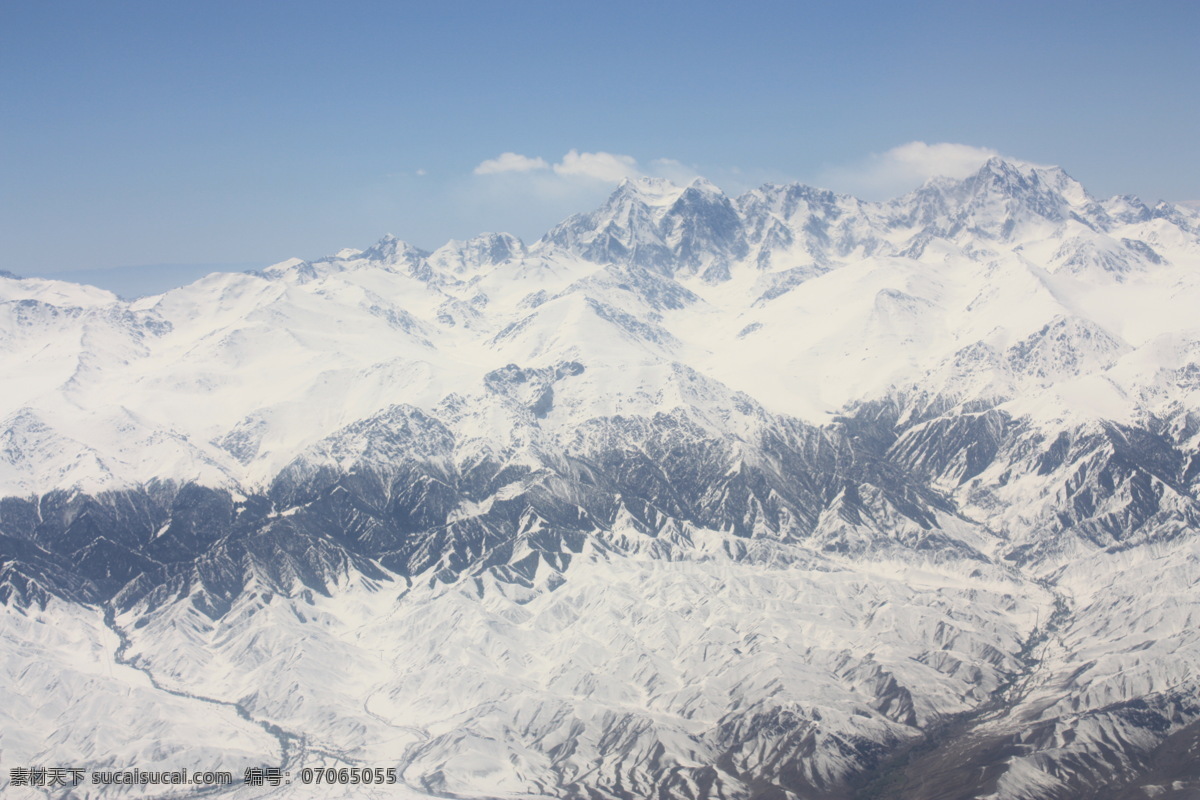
[968,156,1089,205]
[962,155,1036,190]
[361,234,428,264]
[612,176,685,208]
[430,232,526,273]
[685,176,723,193]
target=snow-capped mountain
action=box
[3,157,1200,799]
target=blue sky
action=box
[2,0,1197,288]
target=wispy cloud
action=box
[818,142,1001,199]
[551,150,642,182]
[473,150,698,186]
[474,152,551,175]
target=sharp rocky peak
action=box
[611,175,688,206]
[360,233,430,264]
[430,232,527,274]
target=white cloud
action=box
[473,152,550,175]
[820,142,1001,199]
[880,141,1001,181]
[552,150,643,182]
[472,150,706,190]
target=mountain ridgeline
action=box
[2,158,1200,799]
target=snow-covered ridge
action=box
[2,158,1197,495]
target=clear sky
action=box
[2,0,1197,286]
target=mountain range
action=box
[2,156,1199,799]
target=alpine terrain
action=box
[3,157,1200,800]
